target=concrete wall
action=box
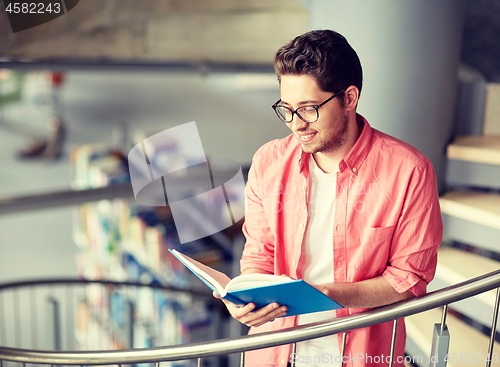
[303,0,465,191]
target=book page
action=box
[226,273,295,292]
[170,249,231,295]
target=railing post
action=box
[47,297,61,351]
[127,301,134,348]
[340,332,346,366]
[389,318,398,367]
[486,288,500,367]
[240,350,245,367]
[429,305,450,367]
[290,342,297,367]
[30,286,38,350]
[66,285,73,351]
[14,288,21,348]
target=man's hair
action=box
[274,30,363,98]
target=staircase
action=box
[406,74,500,365]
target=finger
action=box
[230,302,256,318]
[213,293,243,310]
[249,303,281,319]
[217,298,256,319]
[241,303,287,327]
[248,306,288,327]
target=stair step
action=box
[440,190,500,231]
[435,247,499,306]
[447,135,500,165]
[429,247,500,337]
[445,159,500,190]
[406,307,500,366]
[442,213,500,252]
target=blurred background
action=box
[1,0,500,364]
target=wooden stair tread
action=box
[447,135,500,165]
[440,190,500,230]
[406,307,500,366]
[436,247,499,305]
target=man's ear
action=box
[344,85,360,111]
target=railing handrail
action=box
[0,277,213,299]
[1,269,500,365]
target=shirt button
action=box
[292,260,297,266]
[302,184,306,191]
[299,223,304,229]
[338,262,342,266]
[353,167,358,172]
[281,360,286,365]
[336,225,341,231]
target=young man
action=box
[216,30,443,366]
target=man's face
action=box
[279,74,349,155]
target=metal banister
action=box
[0,278,213,298]
[2,269,500,365]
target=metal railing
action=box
[1,270,500,367]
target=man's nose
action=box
[290,113,308,131]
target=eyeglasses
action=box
[272,90,344,123]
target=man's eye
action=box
[300,106,317,114]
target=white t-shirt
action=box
[295,156,340,367]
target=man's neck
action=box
[313,114,362,174]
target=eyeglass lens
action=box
[275,105,318,123]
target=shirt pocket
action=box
[360,225,396,273]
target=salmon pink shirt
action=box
[240,115,443,367]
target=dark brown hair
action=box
[274,30,363,98]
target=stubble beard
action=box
[300,112,349,155]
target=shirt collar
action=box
[340,113,373,175]
[297,113,374,175]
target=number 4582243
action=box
[444,353,498,363]
[5,2,61,14]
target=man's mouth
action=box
[298,132,317,142]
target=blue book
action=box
[169,249,343,317]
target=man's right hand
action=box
[213,292,287,328]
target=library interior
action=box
[1,1,500,366]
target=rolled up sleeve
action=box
[382,160,443,297]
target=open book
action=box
[169,249,343,317]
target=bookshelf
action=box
[71,143,240,357]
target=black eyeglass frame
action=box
[272,89,345,123]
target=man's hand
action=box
[213,292,287,328]
[216,267,287,327]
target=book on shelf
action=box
[169,249,343,317]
